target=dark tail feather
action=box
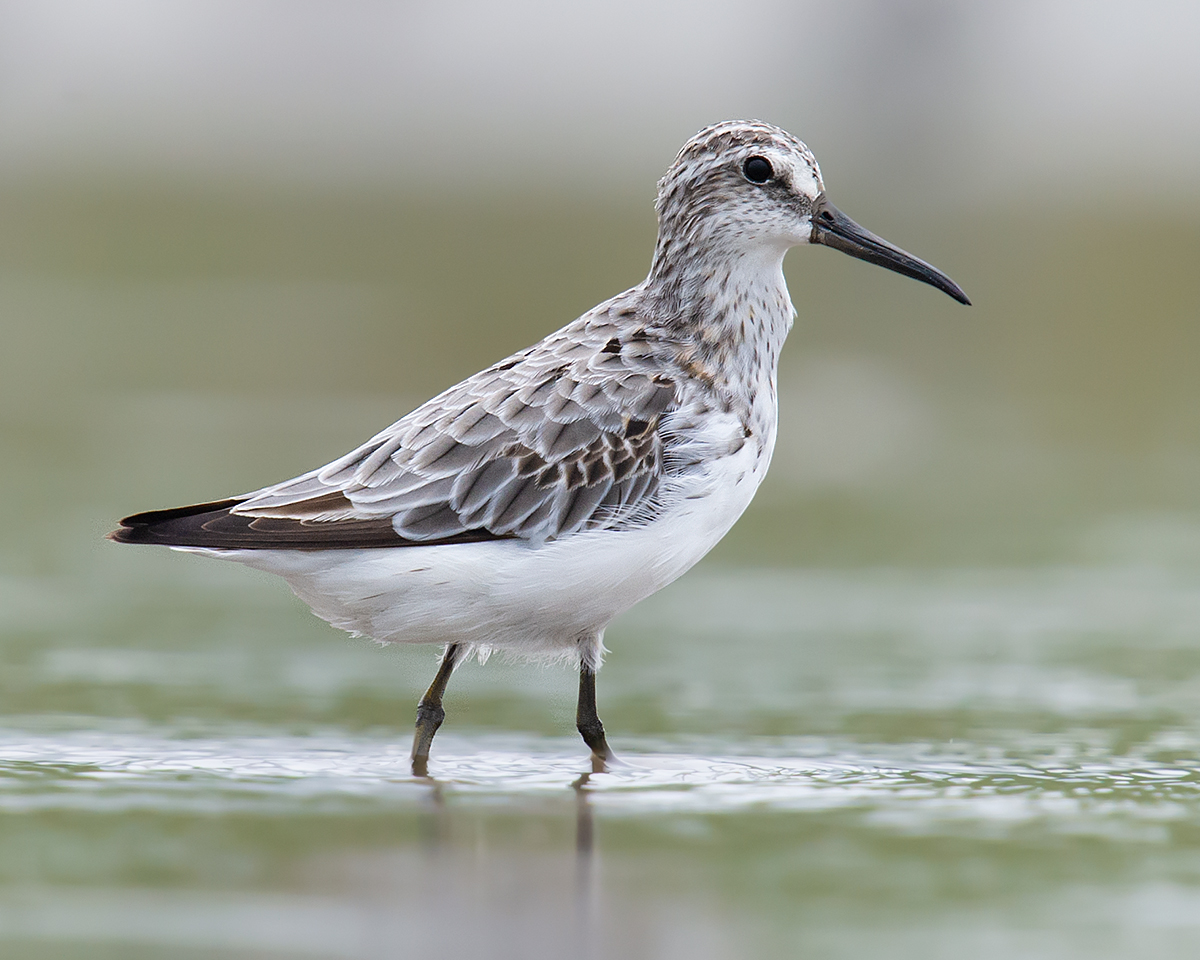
[108,498,253,547]
[107,498,501,550]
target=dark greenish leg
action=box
[576,660,613,772]
[411,643,463,777]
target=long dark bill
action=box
[811,194,971,305]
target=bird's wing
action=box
[113,326,679,550]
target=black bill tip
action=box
[811,195,970,306]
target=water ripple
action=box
[0,728,1196,832]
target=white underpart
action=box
[187,403,775,662]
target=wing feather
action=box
[206,316,681,549]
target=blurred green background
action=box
[2,2,1200,958]
[7,188,1198,568]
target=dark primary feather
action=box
[107,497,512,549]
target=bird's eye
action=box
[742,156,773,184]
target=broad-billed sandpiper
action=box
[111,120,969,774]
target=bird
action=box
[110,120,969,775]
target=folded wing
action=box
[111,331,679,550]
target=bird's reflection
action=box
[573,769,596,858]
[415,771,450,849]
[572,770,600,957]
[413,760,601,951]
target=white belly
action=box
[187,419,772,660]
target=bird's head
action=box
[654,120,969,305]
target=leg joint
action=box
[576,714,607,749]
[415,700,445,730]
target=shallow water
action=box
[3,731,1200,959]
[4,566,1200,958]
[4,727,1199,821]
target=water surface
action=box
[3,566,1200,958]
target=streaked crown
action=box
[653,120,826,255]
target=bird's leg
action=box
[576,657,613,772]
[411,643,463,777]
